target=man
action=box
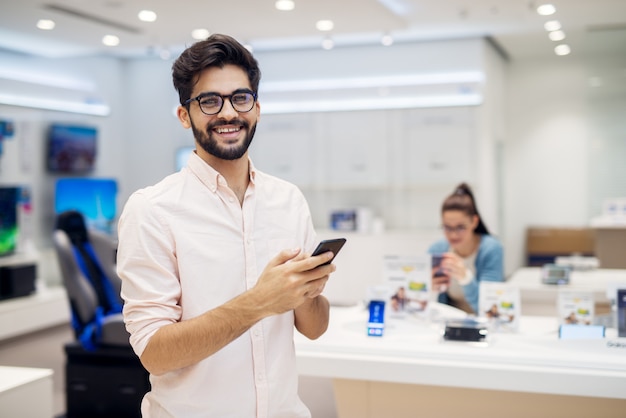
[117,33,334,417]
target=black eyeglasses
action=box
[442,224,470,234]
[184,89,257,115]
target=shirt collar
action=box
[187,150,257,192]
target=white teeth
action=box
[216,127,240,133]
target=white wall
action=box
[503,56,591,274]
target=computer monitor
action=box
[0,186,19,257]
[47,124,98,173]
[54,178,117,233]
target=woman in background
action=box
[428,183,504,314]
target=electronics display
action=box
[311,238,346,266]
[618,288,626,338]
[541,264,571,285]
[443,318,489,342]
[55,178,118,232]
[367,300,385,337]
[47,124,97,173]
[0,186,19,257]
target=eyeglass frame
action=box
[184,88,258,116]
[441,224,471,234]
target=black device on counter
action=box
[443,318,489,342]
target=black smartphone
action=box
[367,300,386,337]
[311,238,346,266]
[431,253,446,277]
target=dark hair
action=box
[441,182,490,235]
[172,33,261,106]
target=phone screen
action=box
[367,300,385,337]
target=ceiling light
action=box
[544,20,561,31]
[138,10,157,22]
[321,37,334,50]
[36,19,55,30]
[381,34,394,46]
[548,30,566,41]
[191,28,210,40]
[102,35,120,47]
[316,20,334,31]
[0,93,110,116]
[537,4,556,16]
[376,0,413,16]
[275,0,295,11]
[554,44,571,56]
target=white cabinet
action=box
[322,110,388,188]
[403,107,474,185]
[250,113,317,187]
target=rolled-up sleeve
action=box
[116,191,182,358]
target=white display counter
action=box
[295,304,626,418]
[0,366,54,418]
[507,267,626,316]
[0,285,70,342]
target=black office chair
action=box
[52,210,129,349]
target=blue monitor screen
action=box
[47,124,97,173]
[54,178,117,232]
[0,186,19,256]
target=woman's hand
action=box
[440,252,467,282]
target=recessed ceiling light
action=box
[537,4,556,16]
[316,20,334,31]
[275,0,295,11]
[544,20,561,31]
[102,35,120,47]
[138,10,157,22]
[36,19,55,30]
[548,30,566,41]
[554,44,571,56]
[191,29,210,40]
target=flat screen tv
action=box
[47,124,97,173]
[55,178,117,233]
[0,186,19,257]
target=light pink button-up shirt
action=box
[117,152,316,418]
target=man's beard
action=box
[190,117,256,161]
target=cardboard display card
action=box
[478,281,521,332]
[558,290,594,326]
[383,255,430,318]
